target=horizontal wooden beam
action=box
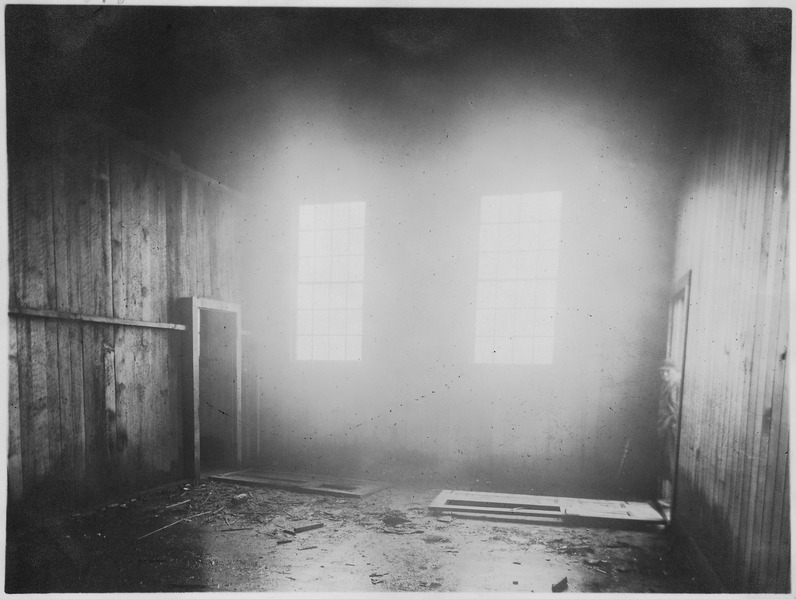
[9,307,186,331]
[192,297,241,314]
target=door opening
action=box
[657,271,691,522]
[177,297,242,479]
[199,309,238,470]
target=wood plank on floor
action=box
[209,469,388,498]
[429,490,665,525]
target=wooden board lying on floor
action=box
[429,490,665,526]
[209,469,388,498]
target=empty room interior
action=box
[4,5,790,594]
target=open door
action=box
[657,271,691,522]
[199,308,239,469]
[177,297,242,479]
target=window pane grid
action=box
[475,193,561,365]
[297,202,365,361]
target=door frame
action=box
[177,297,242,479]
[665,270,692,522]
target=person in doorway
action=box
[657,358,680,506]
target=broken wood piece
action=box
[209,469,388,498]
[422,534,450,543]
[584,558,610,567]
[420,581,442,589]
[382,511,411,526]
[552,577,568,592]
[606,541,634,548]
[164,499,191,510]
[293,523,324,533]
[381,527,426,535]
[137,508,219,540]
[276,539,293,545]
[218,527,254,532]
[369,573,388,578]
[298,545,318,551]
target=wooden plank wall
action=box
[672,100,789,592]
[7,115,241,509]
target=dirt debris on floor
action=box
[5,479,709,592]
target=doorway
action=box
[199,308,238,469]
[657,271,691,522]
[177,297,242,479]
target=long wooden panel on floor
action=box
[209,469,388,499]
[429,490,665,526]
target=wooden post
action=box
[175,297,200,480]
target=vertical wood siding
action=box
[7,116,241,508]
[672,102,789,592]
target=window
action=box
[474,192,562,364]
[296,202,365,361]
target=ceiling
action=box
[6,6,790,188]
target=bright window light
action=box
[475,192,562,364]
[296,202,365,361]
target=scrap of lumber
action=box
[209,469,387,498]
[429,490,665,527]
[293,523,324,533]
[137,507,223,540]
